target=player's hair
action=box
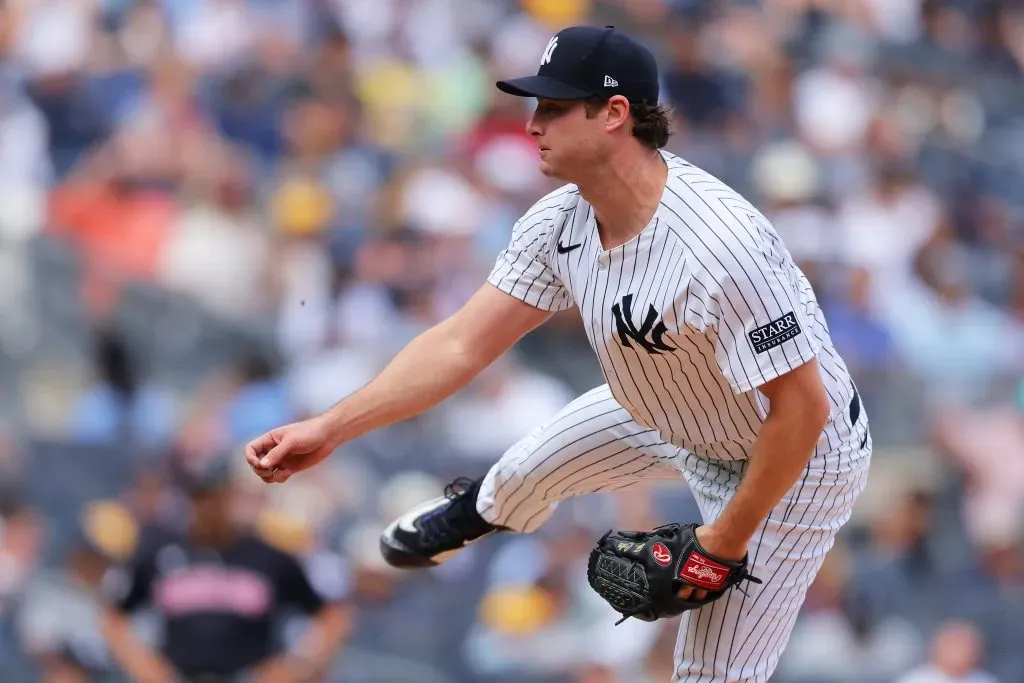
[584,96,673,150]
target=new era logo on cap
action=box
[604,75,618,87]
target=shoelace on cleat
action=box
[418,477,479,547]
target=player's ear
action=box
[604,95,631,134]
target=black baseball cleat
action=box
[380,476,502,568]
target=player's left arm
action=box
[697,359,830,560]
[697,214,830,564]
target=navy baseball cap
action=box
[176,455,233,496]
[497,25,659,105]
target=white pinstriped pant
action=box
[475,384,871,683]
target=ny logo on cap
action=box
[540,37,558,66]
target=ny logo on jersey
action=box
[540,37,558,65]
[611,294,675,355]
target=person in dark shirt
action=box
[101,458,352,682]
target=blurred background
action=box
[1,0,1023,681]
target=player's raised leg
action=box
[671,436,872,683]
[380,384,684,568]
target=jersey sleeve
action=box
[705,220,821,394]
[487,195,574,312]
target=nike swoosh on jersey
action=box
[557,241,582,253]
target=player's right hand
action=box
[251,655,308,683]
[244,415,338,484]
[127,656,178,683]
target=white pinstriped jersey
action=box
[488,151,861,461]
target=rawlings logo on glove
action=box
[681,553,730,589]
[587,522,761,625]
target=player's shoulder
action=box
[535,182,582,210]
[660,154,788,275]
[515,183,581,229]
[663,155,754,217]
[664,157,775,234]
[106,522,182,572]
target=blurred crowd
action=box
[1,0,1023,681]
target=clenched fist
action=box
[244,415,338,484]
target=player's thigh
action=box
[672,448,871,682]
[484,385,681,504]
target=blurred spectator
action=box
[973,2,1022,79]
[635,619,681,683]
[17,501,139,683]
[881,229,1024,406]
[935,401,1024,682]
[0,76,50,243]
[0,489,46,679]
[101,457,352,682]
[857,0,925,43]
[792,25,879,160]
[438,354,575,464]
[751,139,827,269]
[157,156,273,322]
[0,492,45,616]
[956,531,1024,683]
[68,327,176,449]
[165,0,259,72]
[894,620,1001,683]
[221,349,295,446]
[851,488,948,627]
[15,0,110,177]
[778,545,924,683]
[933,402,1024,557]
[464,526,660,679]
[663,29,738,133]
[820,267,898,377]
[836,164,942,307]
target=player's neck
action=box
[577,148,668,251]
[190,525,237,549]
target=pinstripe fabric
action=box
[486,151,860,462]
[474,386,871,682]
[672,434,872,683]
[476,385,684,533]
[476,150,872,681]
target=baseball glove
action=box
[587,522,761,625]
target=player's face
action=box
[190,488,232,534]
[526,98,609,181]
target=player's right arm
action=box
[327,282,553,431]
[247,285,551,481]
[102,612,177,683]
[247,189,574,482]
[100,543,178,683]
[247,283,553,482]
